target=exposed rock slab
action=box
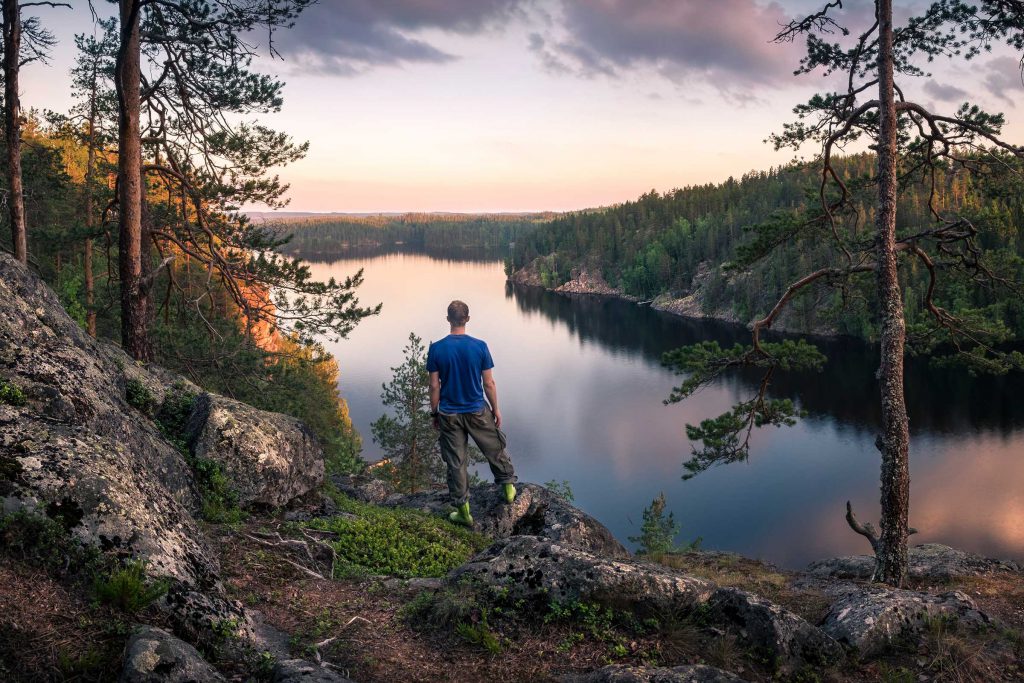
[336,477,629,559]
[708,587,844,671]
[0,254,214,587]
[561,664,748,683]
[820,587,992,658]
[448,536,713,613]
[120,626,225,682]
[187,393,325,508]
[807,543,1023,582]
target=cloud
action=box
[533,0,800,90]
[275,0,523,75]
[923,79,968,102]
[982,56,1024,105]
[276,0,801,94]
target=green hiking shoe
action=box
[449,502,474,527]
[503,483,517,503]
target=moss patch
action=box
[302,490,490,579]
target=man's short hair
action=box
[447,300,470,325]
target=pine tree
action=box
[371,333,443,494]
[662,0,1024,586]
[628,492,681,556]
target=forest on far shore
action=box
[510,153,1024,341]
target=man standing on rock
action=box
[428,300,517,526]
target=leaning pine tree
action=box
[664,0,1024,586]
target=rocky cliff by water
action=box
[1,252,1021,682]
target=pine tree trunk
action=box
[2,0,26,264]
[873,0,911,588]
[84,56,99,337]
[116,0,150,360]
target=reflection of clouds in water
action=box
[912,434,1024,557]
[762,431,1024,566]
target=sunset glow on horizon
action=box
[24,0,1024,213]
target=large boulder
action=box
[820,587,992,658]
[707,587,844,672]
[120,626,225,682]
[807,543,1023,582]
[561,664,749,683]
[0,254,215,587]
[336,477,629,559]
[448,536,713,614]
[187,393,325,508]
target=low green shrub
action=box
[305,489,489,578]
[125,377,157,416]
[0,511,100,576]
[92,559,169,614]
[455,620,501,653]
[0,378,27,407]
[155,383,197,455]
[193,456,245,524]
[544,479,575,502]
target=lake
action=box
[306,248,1024,569]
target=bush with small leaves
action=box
[0,379,27,407]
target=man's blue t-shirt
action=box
[426,334,494,414]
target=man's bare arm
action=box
[482,368,501,428]
[429,371,441,413]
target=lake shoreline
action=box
[507,265,852,342]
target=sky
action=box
[22,0,1024,213]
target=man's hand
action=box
[431,413,440,431]
[492,408,502,429]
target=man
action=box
[428,300,517,526]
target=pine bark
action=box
[873,0,911,587]
[84,62,99,337]
[116,0,150,359]
[2,0,26,263]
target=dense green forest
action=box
[511,154,1024,340]
[268,212,552,256]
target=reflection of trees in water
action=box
[286,244,510,265]
[509,283,1024,437]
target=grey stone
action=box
[0,254,214,587]
[707,587,844,671]
[272,658,355,682]
[806,543,1022,582]
[159,585,258,650]
[339,478,629,559]
[330,474,390,505]
[187,393,325,508]
[561,664,749,683]
[120,626,225,682]
[820,587,992,658]
[448,536,713,614]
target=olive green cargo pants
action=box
[437,407,516,505]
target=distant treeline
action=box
[511,154,1024,340]
[268,212,555,255]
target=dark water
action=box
[307,249,1024,568]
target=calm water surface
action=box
[307,249,1024,568]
